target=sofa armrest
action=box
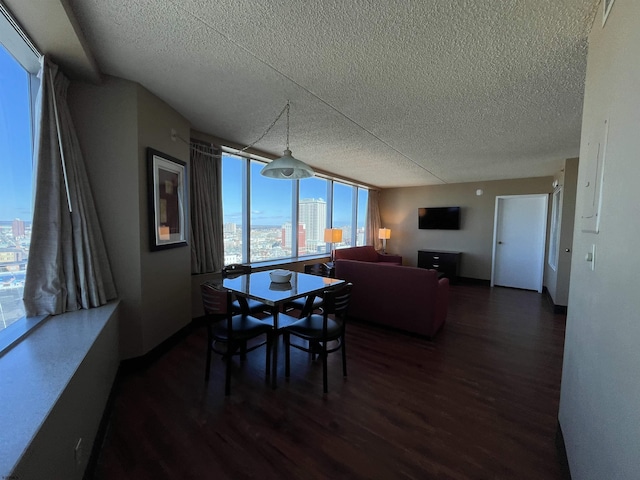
[377,253,402,264]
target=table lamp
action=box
[324,228,343,262]
[378,228,391,254]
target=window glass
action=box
[356,188,368,246]
[221,150,369,264]
[298,177,329,256]
[221,153,244,265]
[249,160,292,262]
[332,182,353,249]
[0,44,33,331]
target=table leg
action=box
[271,306,279,389]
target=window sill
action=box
[0,301,120,478]
[0,314,49,358]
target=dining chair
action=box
[201,281,273,395]
[283,282,353,393]
[284,263,332,317]
[222,264,270,316]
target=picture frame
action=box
[147,148,188,251]
[602,0,615,26]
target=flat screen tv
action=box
[418,207,461,230]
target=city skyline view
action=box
[1,44,32,330]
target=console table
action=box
[417,250,461,283]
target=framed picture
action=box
[602,0,615,26]
[147,148,188,251]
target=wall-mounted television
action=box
[418,207,461,230]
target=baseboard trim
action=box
[556,421,572,480]
[543,287,568,314]
[456,277,491,286]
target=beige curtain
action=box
[366,190,382,250]
[23,57,117,316]
[190,141,224,273]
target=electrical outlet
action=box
[74,438,83,465]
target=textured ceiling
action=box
[67,0,599,188]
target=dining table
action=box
[222,269,345,388]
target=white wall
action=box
[559,1,640,478]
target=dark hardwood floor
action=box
[91,284,567,480]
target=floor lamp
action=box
[378,228,391,254]
[324,228,343,262]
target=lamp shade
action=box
[324,228,343,243]
[260,149,314,179]
[378,228,391,240]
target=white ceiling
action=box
[64,0,599,188]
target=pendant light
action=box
[260,101,314,179]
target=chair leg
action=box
[240,340,247,360]
[284,332,291,378]
[341,334,347,377]
[205,334,212,381]
[322,341,328,394]
[225,345,232,396]
[265,333,272,377]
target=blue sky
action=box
[0,44,33,222]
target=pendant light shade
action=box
[260,148,314,179]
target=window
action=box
[250,160,293,262]
[221,148,369,265]
[0,42,36,332]
[356,188,368,246]
[221,153,245,264]
[299,177,329,256]
[332,182,354,249]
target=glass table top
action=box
[222,270,344,306]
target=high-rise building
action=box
[282,222,307,253]
[12,218,25,238]
[299,198,326,251]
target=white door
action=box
[491,195,548,292]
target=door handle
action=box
[565,248,571,252]
[498,241,504,244]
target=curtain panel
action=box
[366,189,382,251]
[189,142,224,274]
[23,58,117,317]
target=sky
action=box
[0,44,33,222]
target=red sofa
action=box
[335,258,449,338]
[334,245,402,264]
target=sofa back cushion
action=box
[335,259,440,334]
[334,246,379,262]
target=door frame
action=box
[490,194,548,292]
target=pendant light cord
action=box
[239,101,289,153]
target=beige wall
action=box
[559,1,640,478]
[137,86,192,354]
[379,177,553,280]
[69,77,143,358]
[70,76,191,359]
